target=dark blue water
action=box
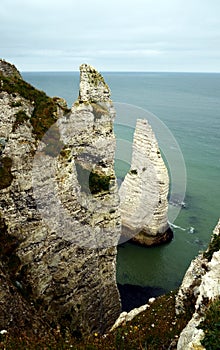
[23,71,220,292]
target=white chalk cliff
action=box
[176,219,220,349]
[119,119,173,246]
[0,60,121,335]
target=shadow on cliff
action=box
[117,283,166,312]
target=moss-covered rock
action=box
[12,110,29,131]
[0,61,121,339]
[75,161,112,194]
[79,64,111,102]
[0,72,70,140]
[203,234,220,261]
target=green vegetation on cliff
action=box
[75,161,112,194]
[0,72,69,139]
[203,234,220,261]
[200,297,220,350]
[12,111,29,132]
[0,291,194,350]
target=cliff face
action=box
[176,219,220,350]
[0,60,121,335]
[0,262,50,337]
[119,119,172,246]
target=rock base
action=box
[120,225,173,247]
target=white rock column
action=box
[119,119,172,246]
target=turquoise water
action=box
[23,72,220,292]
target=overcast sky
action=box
[1,0,220,72]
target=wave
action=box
[169,222,186,231]
[188,226,195,234]
[169,222,196,234]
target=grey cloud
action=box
[1,0,220,71]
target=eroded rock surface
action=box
[79,63,111,102]
[0,263,50,337]
[0,60,121,335]
[0,59,22,79]
[119,119,172,246]
[176,219,220,350]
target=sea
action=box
[22,71,220,294]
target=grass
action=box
[2,65,219,349]
[0,291,194,350]
[200,297,220,350]
[0,72,70,140]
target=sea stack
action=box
[119,119,173,246]
[0,60,121,335]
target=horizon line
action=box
[21,70,220,74]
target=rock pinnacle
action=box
[78,63,111,103]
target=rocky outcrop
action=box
[176,219,220,350]
[111,296,157,331]
[79,63,111,102]
[0,60,121,335]
[111,303,151,331]
[0,59,22,79]
[119,119,172,246]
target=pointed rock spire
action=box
[119,119,173,246]
[78,63,111,103]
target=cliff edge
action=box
[0,60,121,336]
[176,219,220,349]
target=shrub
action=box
[12,111,29,131]
[200,297,220,350]
[75,161,111,194]
[203,234,220,261]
